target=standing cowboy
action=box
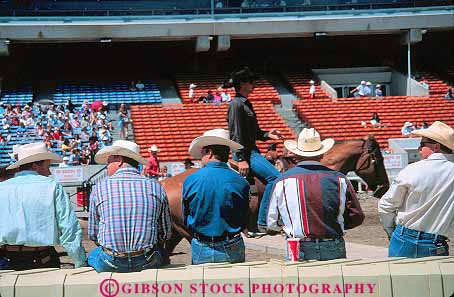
[0,142,86,270]
[379,121,454,257]
[267,128,364,261]
[183,129,249,264]
[144,144,161,179]
[88,140,172,272]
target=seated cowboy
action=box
[0,142,86,270]
[267,128,365,261]
[183,129,249,265]
[87,140,172,273]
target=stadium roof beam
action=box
[0,8,452,43]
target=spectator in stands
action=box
[375,84,383,97]
[379,121,454,257]
[226,66,283,233]
[364,82,373,97]
[2,116,10,130]
[118,104,130,140]
[62,121,73,137]
[65,99,75,114]
[309,80,316,99]
[0,134,5,146]
[70,149,81,166]
[80,115,90,129]
[189,83,197,103]
[0,143,86,270]
[51,127,63,141]
[59,156,70,168]
[11,115,19,126]
[206,90,215,103]
[350,81,366,97]
[88,140,171,272]
[279,0,287,6]
[80,127,90,142]
[70,114,81,128]
[419,77,430,90]
[129,81,137,91]
[184,158,194,170]
[370,112,383,128]
[158,166,172,181]
[88,138,99,165]
[221,88,232,102]
[61,139,72,155]
[183,129,248,264]
[401,121,414,136]
[145,145,161,179]
[80,151,90,166]
[135,80,145,90]
[445,87,454,100]
[16,122,27,138]
[267,128,364,261]
[214,88,222,105]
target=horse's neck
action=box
[324,141,364,174]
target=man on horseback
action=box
[267,128,365,261]
[183,129,249,264]
[226,67,283,233]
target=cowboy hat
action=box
[189,83,197,89]
[404,121,413,127]
[95,140,147,165]
[148,144,159,152]
[412,121,454,150]
[309,80,315,84]
[284,128,334,157]
[7,142,63,170]
[189,128,243,159]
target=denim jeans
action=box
[285,238,346,261]
[234,149,280,227]
[87,246,165,273]
[191,235,245,265]
[388,225,449,258]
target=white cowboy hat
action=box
[189,83,197,89]
[148,144,159,152]
[412,121,454,150]
[404,121,413,127]
[189,128,243,159]
[95,140,147,165]
[7,142,63,170]
[376,84,381,88]
[309,80,315,84]
[284,128,334,157]
[360,81,366,84]
[366,81,372,86]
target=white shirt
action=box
[221,92,231,102]
[378,153,454,237]
[189,89,195,98]
[309,85,316,95]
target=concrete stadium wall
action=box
[314,67,392,86]
[1,257,454,297]
[390,70,408,96]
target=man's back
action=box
[183,162,249,237]
[89,167,171,252]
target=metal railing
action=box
[0,0,451,17]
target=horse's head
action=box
[355,135,390,198]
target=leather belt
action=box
[193,232,241,243]
[0,245,51,252]
[102,247,154,258]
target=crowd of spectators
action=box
[350,81,383,98]
[188,84,232,104]
[0,99,120,166]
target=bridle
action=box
[355,138,385,195]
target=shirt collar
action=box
[14,170,39,177]
[296,160,323,167]
[204,161,229,169]
[112,166,141,176]
[427,153,454,161]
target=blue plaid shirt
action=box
[88,166,172,252]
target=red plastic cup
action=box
[287,238,300,262]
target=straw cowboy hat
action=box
[284,128,335,157]
[148,144,159,152]
[95,140,147,165]
[412,121,454,150]
[189,128,243,159]
[7,142,63,170]
[404,121,413,127]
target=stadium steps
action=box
[153,77,182,104]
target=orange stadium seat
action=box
[130,101,295,162]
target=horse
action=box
[161,135,389,255]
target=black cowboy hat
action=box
[184,158,195,166]
[224,67,259,88]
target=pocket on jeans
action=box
[389,234,412,257]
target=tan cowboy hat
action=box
[404,121,413,127]
[412,121,454,150]
[189,128,243,159]
[7,142,63,170]
[148,144,159,152]
[189,83,197,89]
[284,128,334,157]
[95,140,147,165]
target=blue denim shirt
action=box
[182,162,250,237]
[0,171,86,267]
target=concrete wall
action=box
[314,67,392,86]
[321,80,337,98]
[2,257,454,297]
[390,70,408,96]
[407,78,430,97]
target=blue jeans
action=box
[191,235,245,265]
[234,149,280,227]
[285,238,346,261]
[388,225,449,258]
[87,246,165,273]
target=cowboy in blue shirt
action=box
[183,129,250,265]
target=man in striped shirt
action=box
[267,128,364,261]
[88,140,172,272]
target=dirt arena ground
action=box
[59,197,453,267]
